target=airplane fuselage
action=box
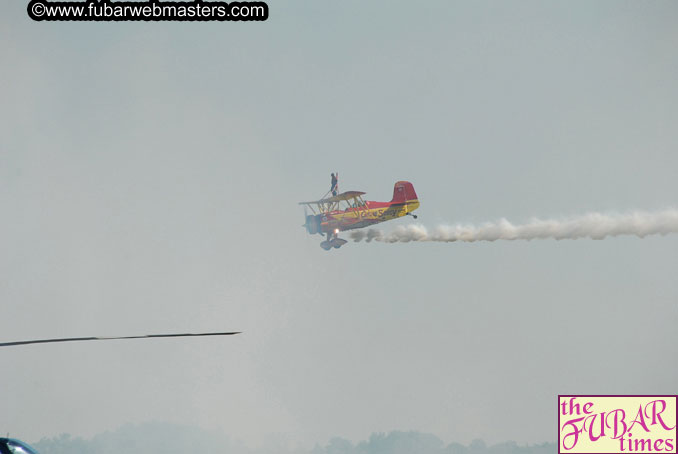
[318,198,420,233]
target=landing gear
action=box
[319,232,347,250]
[331,238,347,248]
[407,212,418,219]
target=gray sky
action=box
[2,0,677,448]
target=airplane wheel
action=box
[320,241,332,251]
[330,238,347,249]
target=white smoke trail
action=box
[349,209,678,243]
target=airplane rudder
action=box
[392,181,418,202]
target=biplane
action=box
[299,181,420,250]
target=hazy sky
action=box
[2,0,677,448]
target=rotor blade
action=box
[0,331,241,347]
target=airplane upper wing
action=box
[299,191,366,205]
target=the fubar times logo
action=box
[559,396,677,454]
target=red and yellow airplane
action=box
[300,181,420,250]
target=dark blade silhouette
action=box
[0,331,241,347]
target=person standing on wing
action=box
[331,172,338,196]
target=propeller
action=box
[0,331,241,348]
[302,205,309,230]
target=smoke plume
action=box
[349,209,678,243]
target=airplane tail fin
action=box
[391,181,418,203]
